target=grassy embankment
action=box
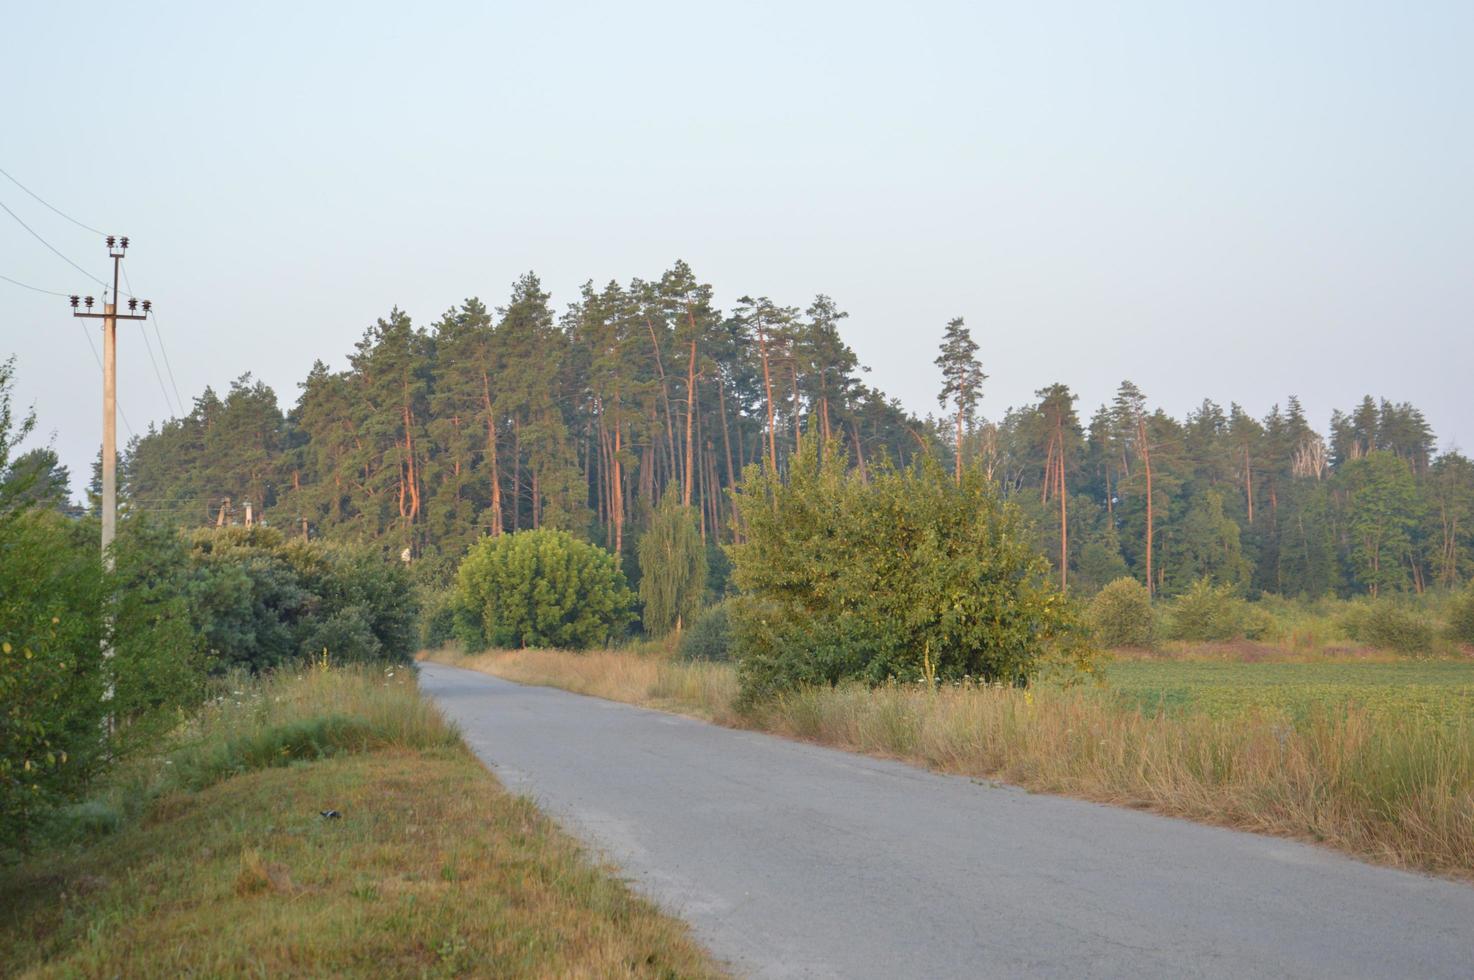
[0,664,722,979]
[431,646,1474,880]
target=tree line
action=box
[83,259,1470,599]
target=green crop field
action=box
[1103,660,1474,724]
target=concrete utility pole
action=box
[70,237,150,566]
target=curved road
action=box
[419,662,1474,979]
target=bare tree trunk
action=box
[850,420,868,483]
[1139,418,1155,596]
[1244,444,1254,525]
[1058,440,1068,591]
[684,338,697,506]
[482,373,503,536]
[612,416,625,555]
[758,324,778,474]
[955,408,964,484]
[789,361,803,455]
[718,376,736,506]
[512,417,521,532]
[645,317,679,484]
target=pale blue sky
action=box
[3,1,1471,494]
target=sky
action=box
[2,1,1471,498]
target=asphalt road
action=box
[419,662,1474,979]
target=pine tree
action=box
[934,317,985,484]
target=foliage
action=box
[186,527,418,670]
[0,511,210,847]
[728,444,1092,702]
[1088,577,1156,648]
[0,512,106,846]
[107,518,209,753]
[455,529,635,650]
[637,491,707,637]
[1166,579,1250,643]
[677,600,733,662]
[1340,599,1436,655]
[1448,586,1474,648]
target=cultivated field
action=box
[1106,660,1474,724]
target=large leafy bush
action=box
[455,529,635,650]
[1088,577,1156,648]
[677,600,733,662]
[1341,599,1435,655]
[728,447,1091,702]
[1449,587,1474,648]
[188,527,418,669]
[1165,579,1249,643]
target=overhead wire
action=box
[0,196,111,291]
[0,163,181,428]
[0,165,106,236]
[0,271,72,297]
[120,264,182,417]
[72,319,137,440]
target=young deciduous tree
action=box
[637,490,708,637]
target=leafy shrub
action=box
[0,511,107,845]
[1166,579,1248,642]
[418,587,463,649]
[455,529,635,650]
[1088,578,1156,648]
[1447,587,1474,648]
[728,446,1092,703]
[677,601,732,662]
[187,527,418,669]
[1,513,207,846]
[1341,600,1435,655]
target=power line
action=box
[73,319,135,439]
[0,165,107,236]
[0,271,71,297]
[119,265,179,417]
[0,196,110,291]
[121,264,185,416]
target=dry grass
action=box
[431,647,1474,880]
[0,666,723,978]
[442,647,741,724]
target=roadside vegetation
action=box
[0,664,722,978]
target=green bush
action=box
[1447,587,1474,648]
[0,511,107,846]
[1341,600,1435,655]
[677,601,732,662]
[455,529,635,650]
[728,446,1092,703]
[1088,578,1156,648]
[1166,579,1248,643]
[418,587,462,649]
[0,513,209,847]
[187,527,418,670]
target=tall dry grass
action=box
[431,647,1474,879]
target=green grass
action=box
[0,665,722,978]
[1105,660,1474,724]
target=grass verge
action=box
[432,647,1474,880]
[0,664,722,978]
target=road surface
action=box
[419,662,1474,979]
